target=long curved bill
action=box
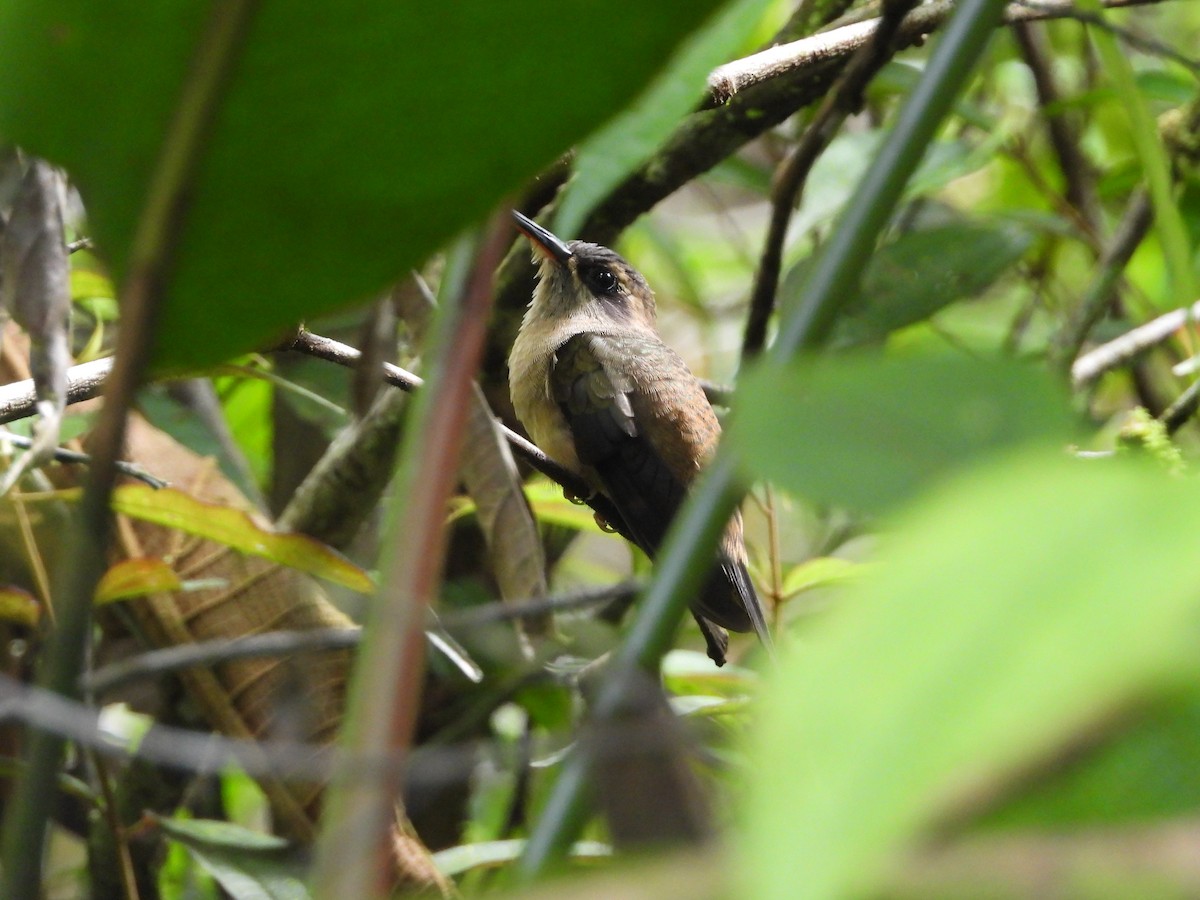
[512,210,573,266]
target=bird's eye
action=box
[585,266,620,295]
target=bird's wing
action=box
[551,333,769,656]
[550,332,698,554]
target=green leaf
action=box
[553,0,778,236]
[821,220,1035,347]
[154,815,309,900]
[779,557,863,602]
[0,1,729,371]
[110,484,373,592]
[662,649,758,699]
[741,452,1200,899]
[94,558,183,604]
[0,587,40,627]
[730,354,1073,511]
[432,839,611,878]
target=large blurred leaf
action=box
[976,686,1200,830]
[822,220,1035,347]
[553,0,777,237]
[741,452,1200,899]
[0,1,729,371]
[730,354,1073,511]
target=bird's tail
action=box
[724,559,774,658]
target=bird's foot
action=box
[593,511,619,534]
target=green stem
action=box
[516,0,1011,881]
[1078,0,1197,308]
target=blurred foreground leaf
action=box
[825,220,1034,347]
[0,1,728,371]
[741,452,1200,899]
[731,354,1073,511]
[554,0,777,236]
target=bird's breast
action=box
[509,325,587,478]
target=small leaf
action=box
[0,586,39,627]
[730,354,1073,512]
[779,557,863,602]
[95,558,183,605]
[111,485,373,593]
[432,839,611,878]
[154,815,310,900]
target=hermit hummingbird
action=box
[508,211,772,666]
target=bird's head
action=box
[512,210,657,333]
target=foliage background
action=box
[0,0,1198,897]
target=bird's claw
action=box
[593,512,618,534]
[563,487,595,506]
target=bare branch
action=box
[1051,190,1155,376]
[706,0,1161,105]
[0,431,166,488]
[1072,297,1200,387]
[81,582,639,695]
[0,355,112,423]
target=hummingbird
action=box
[508,210,772,666]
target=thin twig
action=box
[1051,190,1155,377]
[1011,21,1102,233]
[81,583,639,696]
[0,355,112,424]
[1071,297,1200,387]
[1160,378,1200,434]
[0,431,167,489]
[66,237,92,255]
[0,672,718,804]
[287,328,629,534]
[1016,0,1200,74]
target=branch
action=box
[0,431,166,489]
[705,0,1160,105]
[1072,297,1200,387]
[1011,21,1102,234]
[1050,190,1154,377]
[741,0,924,359]
[81,583,639,695]
[0,330,633,557]
[0,355,111,424]
[286,328,630,539]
